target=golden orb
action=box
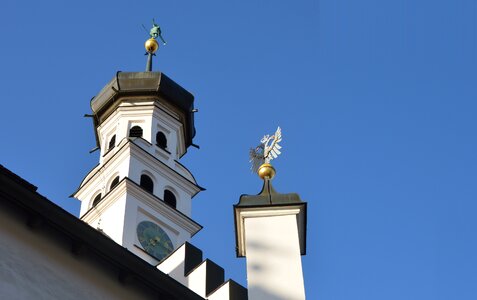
[258,163,276,180]
[145,38,159,53]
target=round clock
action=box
[136,221,173,260]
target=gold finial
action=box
[145,38,159,54]
[143,19,166,71]
[258,163,276,180]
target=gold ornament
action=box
[145,38,159,54]
[258,163,276,180]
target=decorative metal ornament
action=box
[145,38,159,54]
[143,19,166,72]
[147,19,167,45]
[249,127,282,174]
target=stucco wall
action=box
[245,214,306,300]
[0,207,157,300]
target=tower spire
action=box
[144,19,167,72]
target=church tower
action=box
[73,32,203,264]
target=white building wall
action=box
[115,182,200,261]
[97,194,128,243]
[244,214,306,300]
[122,196,180,250]
[188,261,208,298]
[151,107,181,161]
[156,243,189,286]
[208,282,231,300]
[96,100,185,163]
[0,207,156,300]
[77,147,131,217]
[128,154,193,216]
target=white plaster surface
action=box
[244,214,306,300]
[0,208,156,300]
[76,140,199,218]
[80,179,201,261]
[188,261,208,298]
[208,281,231,300]
[157,244,188,286]
[74,100,203,259]
[97,100,185,162]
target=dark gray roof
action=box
[236,179,304,207]
[234,179,307,257]
[90,71,196,149]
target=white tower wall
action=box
[234,179,307,300]
[97,99,185,164]
[74,81,202,264]
[244,214,306,300]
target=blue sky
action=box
[1,1,476,299]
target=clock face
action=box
[136,221,173,260]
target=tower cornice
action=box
[129,141,203,196]
[73,138,204,201]
[81,178,202,238]
[89,72,196,150]
[234,179,307,257]
[234,203,307,257]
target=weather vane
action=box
[249,127,282,179]
[143,19,166,72]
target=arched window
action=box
[110,176,120,190]
[156,132,167,149]
[129,126,143,138]
[92,193,102,207]
[140,174,154,193]
[164,190,176,208]
[108,135,116,150]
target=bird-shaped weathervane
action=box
[143,19,167,72]
[147,19,167,45]
[249,127,282,179]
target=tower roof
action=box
[234,178,308,256]
[90,71,196,149]
[236,179,304,207]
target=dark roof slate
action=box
[90,72,196,149]
[236,179,303,207]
